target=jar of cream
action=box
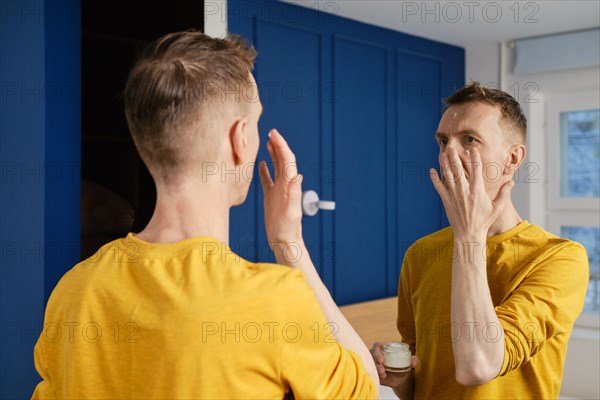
[382,341,411,373]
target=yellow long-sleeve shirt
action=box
[32,234,376,399]
[397,221,589,399]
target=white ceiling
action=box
[280,0,600,47]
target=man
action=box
[32,31,378,398]
[372,83,589,399]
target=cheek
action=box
[248,127,258,147]
[480,155,505,183]
[253,130,260,152]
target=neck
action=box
[135,180,231,245]
[487,200,523,237]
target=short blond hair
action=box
[444,82,527,144]
[124,31,257,178]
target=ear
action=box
[229,117,248,166]
[504,144,526,176]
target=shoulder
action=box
[403,226,453,261]
[412,226,453,248]
[46,237,131,304]
[244,264,325,323]
[516,224,589,283]
[518,224,588,261]
[243,262,312,293]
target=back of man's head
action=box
[444,82,527,144]
[124,31,257,180]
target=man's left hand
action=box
[259,129,304,252]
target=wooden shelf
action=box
[340,297,403,347]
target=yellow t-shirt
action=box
[397,221,589,399]
[32,234,376,399]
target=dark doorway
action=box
[81,1,204,258]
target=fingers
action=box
[468,147,484,189]
[444,146,465,186]
[259,161,273,196]
[371,342,387,379]
[439,151,452,186]
[287,173,303,201]
[370,342,387,368]
[376,364,387,379]
[430,168,448,202]
[268,129,298,181]
[491,179,515,215]
[410,355,420,369]
[266,140,279,180]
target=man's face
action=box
[435,102,516,198]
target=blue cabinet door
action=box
[228,0,464,304]
[332,36,389,304]
[229,13,331,282]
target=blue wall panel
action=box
[256,20,323,270]
[396,53,444,255]
[333,36,388,304]
[0,4,47,396]
[0,1,81,396]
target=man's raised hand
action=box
[259,129,304,253]
[429,146,514,239]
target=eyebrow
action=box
[435,129,480,139]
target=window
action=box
[547,92,600,327]
[561,226,599,314]
[560,109,600,198]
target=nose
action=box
[440,139,461,157]
[445,138,462,152]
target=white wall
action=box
[467,41,600,400]
[466,43,500,87]
[204,0,228,38]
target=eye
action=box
[438,138,448,146]
[465,136,477,144]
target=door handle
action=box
[302,190,335,216]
